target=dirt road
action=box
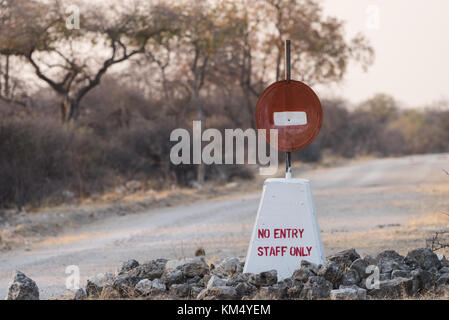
[1,153,449,299]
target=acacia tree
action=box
[206,0,374,128]
[208,0,265,129]
[0,0,177,123]
[0,0,33,106]
[262,0,374,84]
[174,1,243,184]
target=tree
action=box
[208,0,265,129]
[0,0,33,106]
[262,0,374,84]
[174,0,242,184]
[202,0,374,128]
[0,0,177,123]
[358,93,398,124]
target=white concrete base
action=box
[243,178,325,280]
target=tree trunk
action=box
[4,54,9,97]
[244,90,256,129]
[193,87,205,186]
[60,96,79,123]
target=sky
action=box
[319,0,449,108]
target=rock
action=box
[129,259,167,280]
[197,286,238,300]
[191,285,204,297]
[226,273,251,287]
[249,270,277,287]
[300,276,332,300]
[166,257,209,278]
[161,269,184,285]
[260,270,277,285]
[363,254,377,266]
[328,249,361,270]
[403,256,420,269]
[151,279,166,294]
[235,282,256,298]
[378,259,405,274]
[186,275,203,285]
[207,275,226,289]
[349,258,370,279]
[199,274,212,287]
[300,260,320,274]
[195,248,206,257]
[439,267,449,274]
[292,268,314,282]
[318,260,343,285]
[406,248,441,271]
[117,259,139,275]
[125,180,142,192]
[376,250,409,273]
[135,278,166,296]
[410,269,435,293]
[256,284,287,299]
[182,258,209,278]
[391,270,412,279]
[428,267,439,275]
[113,275,142,297]
[213,257,242,276]
[72,288,87,300]
[436,273,449,288]
[330,285,367,300]
[86,273,114,298]
[169,284,192,298]
[287,283,304,299]
[277,278,293,289]
[368,277,414,298]
[135,279,153,296]
[437,254,449,267]
[375,250,404,262]
[379,273,391,281]
[257,279,292,299]
[6,271,39,300]
[341,269,360,286]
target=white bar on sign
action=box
[273,111,307,126]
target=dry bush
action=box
[0,119,72,209]
[1,75,448,211]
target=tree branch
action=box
[76,41,144,102]
[26,51,66,95]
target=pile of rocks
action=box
[76,248,449,300]
[6,248,449,300]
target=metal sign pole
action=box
[285,40,292,178]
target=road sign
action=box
[255,80,323,152]
[244,40,325,280]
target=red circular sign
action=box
[255,80,323,152]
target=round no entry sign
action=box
[255,80,323,152]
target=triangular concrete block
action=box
[243,178,325,280]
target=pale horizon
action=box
[319,0,449,108]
